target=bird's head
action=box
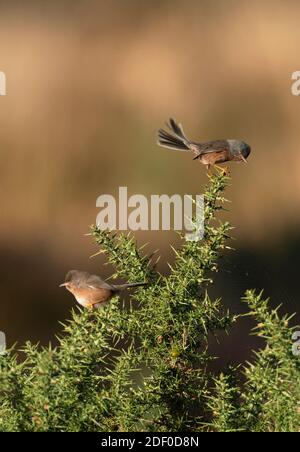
[59,270,86,292]
[228,140,251,163]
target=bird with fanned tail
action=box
[157,118,251,174]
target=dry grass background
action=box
[0,0,299,354]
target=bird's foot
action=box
[214,165,230,176]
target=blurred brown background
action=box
[0,0,300,362]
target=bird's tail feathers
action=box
[157,118,191,152]
[113,282,148,291]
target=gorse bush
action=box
[0,173,299,432]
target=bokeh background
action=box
[0,0,300,364]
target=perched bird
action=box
[60,270,147,309]
[157,118,251,173]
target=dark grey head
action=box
[59,270,89,289]
[60,270,110,292]
[227,140,251,162]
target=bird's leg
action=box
[206,164,212,178]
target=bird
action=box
[60,270,147,309]
[157,118,251,173]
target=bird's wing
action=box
[197,140,229,155]
[86,274,113,290]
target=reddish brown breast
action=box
[199,149,232,165]
[70,286,113,307]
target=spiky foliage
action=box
[0,173,299,432]
[240,290,300,432]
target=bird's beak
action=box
[59,283,68,288]
[240,154,248,164]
